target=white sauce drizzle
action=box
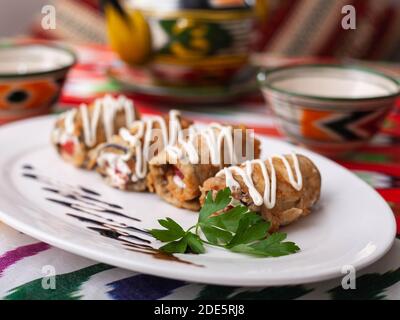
[163,122,237,166]
[217,153,303,208]
[64,109,77,135]
[61,95,136,148]
[97,109,252,188]
[98,110,184,183]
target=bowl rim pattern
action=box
[0,43,77,79]
[258,63,400,103]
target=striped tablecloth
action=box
[1,44,399,300]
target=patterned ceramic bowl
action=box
[258,64,400,155]
[0,43,76,124]
[103,0,267,86]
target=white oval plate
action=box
[0,116,396,286]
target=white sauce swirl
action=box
[217,153,303,208]
[99,110,185,183]
[164,122,239,166]
[61,95,136,148]
[97,110,255,188]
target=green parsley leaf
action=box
[206,205,249,233]
[250,233,300,257]
[230,233,300,257]
[150,188,300,258]
[149,229,182,242]
[226,216,270,248]
[200,224,233,245]
[186,233,205,254]
[159,217,185,236]
[148,217,186,242]
[159,237,188,254]
[198,188,231,223]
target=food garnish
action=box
[149,188,300,257]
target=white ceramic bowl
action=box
[0,43,76,124]
[258,64,400,155]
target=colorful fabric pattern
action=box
[1,44,400,300]
[32,0,400,61]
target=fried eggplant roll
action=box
[200,154,321,231]
[51,95,139,169]
[94,110,192,191]
[147,123,261,211]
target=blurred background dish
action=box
[258,64,400,155]
[107,60,258,104]
[102,0,268,87]
[0,42,76,124]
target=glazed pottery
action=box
[0,43,76,124]
[103,0,267,86]
[258,64,400,155]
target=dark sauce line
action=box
[87,226,202,267]
[46,198,140,222]
[66,213,199,266]
[87,227,150,244]
[100,208,139,220]
[66,212,149,236]
[23,173,38,179]
[46,198,112,220]
[79,186,101,197]
[23,167,130,215]
[44,187,97,206]
[80,195,123,209]
[43,187,123,210]
[125,225,150,236]
[67,213,151,244]
[21,165,202,267]
[59,201,106,219]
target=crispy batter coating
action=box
[147,125,261,211]
[147,157,220,211]
[200,154,321,231]
[52,103,139,169]
[95,114,192,191]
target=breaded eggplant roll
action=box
[51,95,139,169]
[95,110,192,191]
[147,123,261,211]
[200,154,321,231]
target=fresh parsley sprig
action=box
[149,188,300,257]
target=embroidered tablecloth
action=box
[0,44,399,300]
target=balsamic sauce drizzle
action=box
[65,213,150,244]
[79,186,101,196]
[21,164,201,267]
[45,197,139,221]
[43,187,123,209]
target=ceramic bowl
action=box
[258,64,400,155]
[104,0,267,86]
[0,43,76,124]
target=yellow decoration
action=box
[104,4,151,65]
[255,0,269,23]
[170,19,210,59]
